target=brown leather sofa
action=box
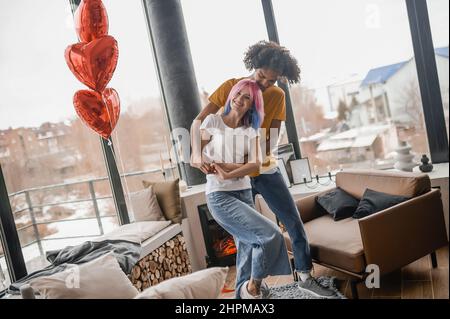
[284,169,448,298]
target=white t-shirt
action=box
[200,114,260,195]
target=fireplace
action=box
[197,204,236,267]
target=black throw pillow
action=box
[316,187,360,221]
[353,188,410,219]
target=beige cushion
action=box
[30,253,139,299]
[284,214,365,273]
[96,221,172,244]
[142,179,181,224]
[134,267,228,299]
[129,186,166,222]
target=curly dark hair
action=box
[243,40,301,84]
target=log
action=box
[149,261,157,273]
[163,259,170,271]
[128,233,191,291]
[132,267,141,280]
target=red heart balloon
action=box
[73,88,120,139]
[75,0,109,42]
[65,35,118,92]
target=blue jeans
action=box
[206,189,291,299]
[251,169,313,273]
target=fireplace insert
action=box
[197,204,236,267]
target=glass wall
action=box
[427,0,449,138]
[102,0,176,194]
[273,0,430,174]
[0,0,120,273]
[0,233,10,291]
[181,0,267,94]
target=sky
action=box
[0,0,448,129]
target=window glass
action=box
[273,0,430,174]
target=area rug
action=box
[268,276,347,299]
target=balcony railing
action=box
[0,167,175,281]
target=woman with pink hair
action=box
[196,79,291,299]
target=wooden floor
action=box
[219,245,449,299]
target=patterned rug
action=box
[268,276,347,299]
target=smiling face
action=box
[231,86,253,115]
[253,68,280,91]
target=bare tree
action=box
[397,79,424,129]
[290,84,328,136]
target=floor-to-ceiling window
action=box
[0,0,175,277]
[427,0,449,138]
[0,0,121,274]
[181,0,268,96]
[0,233,10,291]
[272,0,431,175]
[180,0,288,140]
[101,0,176,194]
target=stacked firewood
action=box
[128,234,192,291]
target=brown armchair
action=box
[284,169,448,298]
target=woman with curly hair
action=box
[198,78,291,299]
[191,41,336,298]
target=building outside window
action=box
[272,0,433,175]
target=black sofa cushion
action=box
[353,188,410,219]
[316,187,359,221]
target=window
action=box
[181,0,268,102]
[0,232,10,292]
[273,0,430,174]
[427,0,449,138]
[0,0,119,274]
[101,0,176,194]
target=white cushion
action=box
[134,267,229,299]
[30,253,139,299]
[128,186,166,222]
[96,221,172,244]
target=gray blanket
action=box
[9,239,141,294]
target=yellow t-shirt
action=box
[208,77,286,177]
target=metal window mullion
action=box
[406,0,449,163]
[261,0,302,160]
[0,165,27,281]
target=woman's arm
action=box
[212,136,261,180]
[196,129,214,174]
[214,162,245,172]
[190,102,220,168]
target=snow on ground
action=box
[2,189,123,285]
[6,194,120,275]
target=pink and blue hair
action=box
[223,79,264,129]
